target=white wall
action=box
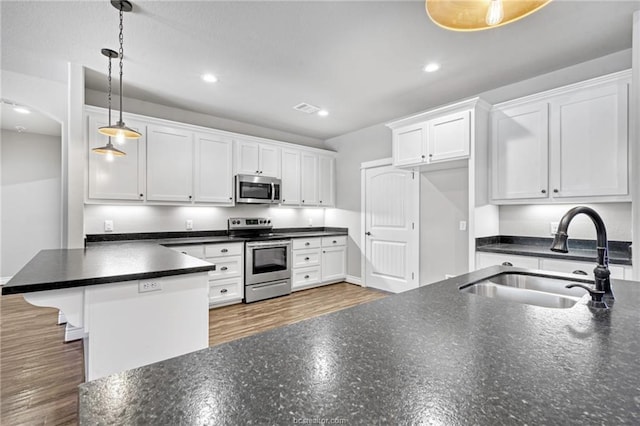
[420,168,469,284]
[324,123,392,278]
[85,89,328,150]
[83,204,325,234]
[1,130,62,277]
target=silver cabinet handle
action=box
[220,266,228,271]
[221,248,228,253]
[304,257,310,261]
[502,262,513,266]
[305,242,310,246]
[220,288,228,294]
[332,240,337,244]
[541,189,547,194]
[573,270,588,275]
[304,275,310,279]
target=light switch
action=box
[459,221,467,231]
[550,222,559,235]
[104,220,114,232]
[186,219,193,230]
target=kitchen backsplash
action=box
[84,205,327,234]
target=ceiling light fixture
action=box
[13,106,31,114]
[92,47,126,159]
[423,63,440,73]
[202,73,218,83]
[98,0,142,142]
[425,0,552,31]
[317,110,329,117]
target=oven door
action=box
[236,175,281,204]
[245,240,291,285]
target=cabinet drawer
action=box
[322,236,346,247]
[205,242,243,257]
[209,277,242,304]
[207,255,242,279]
[476,252,539,270]
[292,266,321,288]
[292,237,321,250]
[540,258,624,280]
[168,244,204,259]
[292,248,321,268]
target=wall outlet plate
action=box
[550,222,559,235]
[139,281,162,293]
[186,219,193,230]
[104,220,114,232]
[459,221,467,231]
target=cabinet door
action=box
[236,140,260,175]
[318,155,335,207]
[491,102,549,201]
[87,114,146,201]
[281,148,301,205]
[392,123,426,167]
[259,144,281,178]
[194,133,233,204]
[427,110,470,162]
[146,125,194,202]
[301,152,319,206]
[321,246,347,282]
[549,81,629,198]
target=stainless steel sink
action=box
[460,272,592,309]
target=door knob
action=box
[365,232,371,236]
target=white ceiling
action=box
[2,1,639,140]
[1,102,62,136]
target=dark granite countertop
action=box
[1,243,215,295]
[79,266,640,424]
[477,236,632,266]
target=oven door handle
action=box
[271,182,275,202]
[246,240,291,248]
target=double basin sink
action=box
[460,272,593,309]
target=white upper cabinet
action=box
[491,102,549,200]
[281,148,301,206]
[194,133,234,204]
[146,124,194,202]
[318,155,335,207]
[388,99,480,169]
[301,152,319,206]
[490,71,630,204]
[428,110,470,162]
[549,80,628,198]
[87,114,146,201]
[236,140,281,178]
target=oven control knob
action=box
[267,219,271,224]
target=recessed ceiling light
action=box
[317,110,329,117]
[202,73,218,83]
[13,106,31,114]
[423,63,440,73]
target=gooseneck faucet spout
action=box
[550,206,613,298]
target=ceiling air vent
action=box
[293,103,320,114]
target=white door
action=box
[146,125,194,202]
[194,133,233,204]
[318,155,335,207]
[491,102,549,201]
[259,144,281,178]
[364,165,419,293]
[301,152,319,206]
[281,148,301,206]
[427,110,470,162]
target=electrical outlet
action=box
[139,281,162,293]
[104,220,114,232]
[550,222,559,235]
[459,220,467,231]
[186,219,193,230]
[308,217,313,227]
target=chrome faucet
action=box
[550,206,613,299]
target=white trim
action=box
[492,70,631,110]
[360,157,392,170]
[64,323,86,342]
[632,12,640,280]
[385,97,490,129]
[0,276,12,286]
[346,275,363,286]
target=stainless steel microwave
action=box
[236,174,282,204]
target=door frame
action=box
[360,158,420,288]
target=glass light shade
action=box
[98,121,142,139]
[426,0,552,31]
[92,141,126,157]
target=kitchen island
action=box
[78,266,640,424]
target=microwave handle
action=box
[271,182,275,202]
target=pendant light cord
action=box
[107,55,113,126]
[118,7,124,126]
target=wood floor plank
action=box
[1,282,387,425]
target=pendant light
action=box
[92,48,126,159]
[425,0,552,32]
[98,0,141,141]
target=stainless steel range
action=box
[228,218,292,303]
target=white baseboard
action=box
[346,275,363,286]
[64,323,86,342]
[0,276,13,286]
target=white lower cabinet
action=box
[539,258,625,280]
[475,252,540,269]
[292,236,347,291]
[168,242,244,307]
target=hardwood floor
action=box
[1,282,387,425]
